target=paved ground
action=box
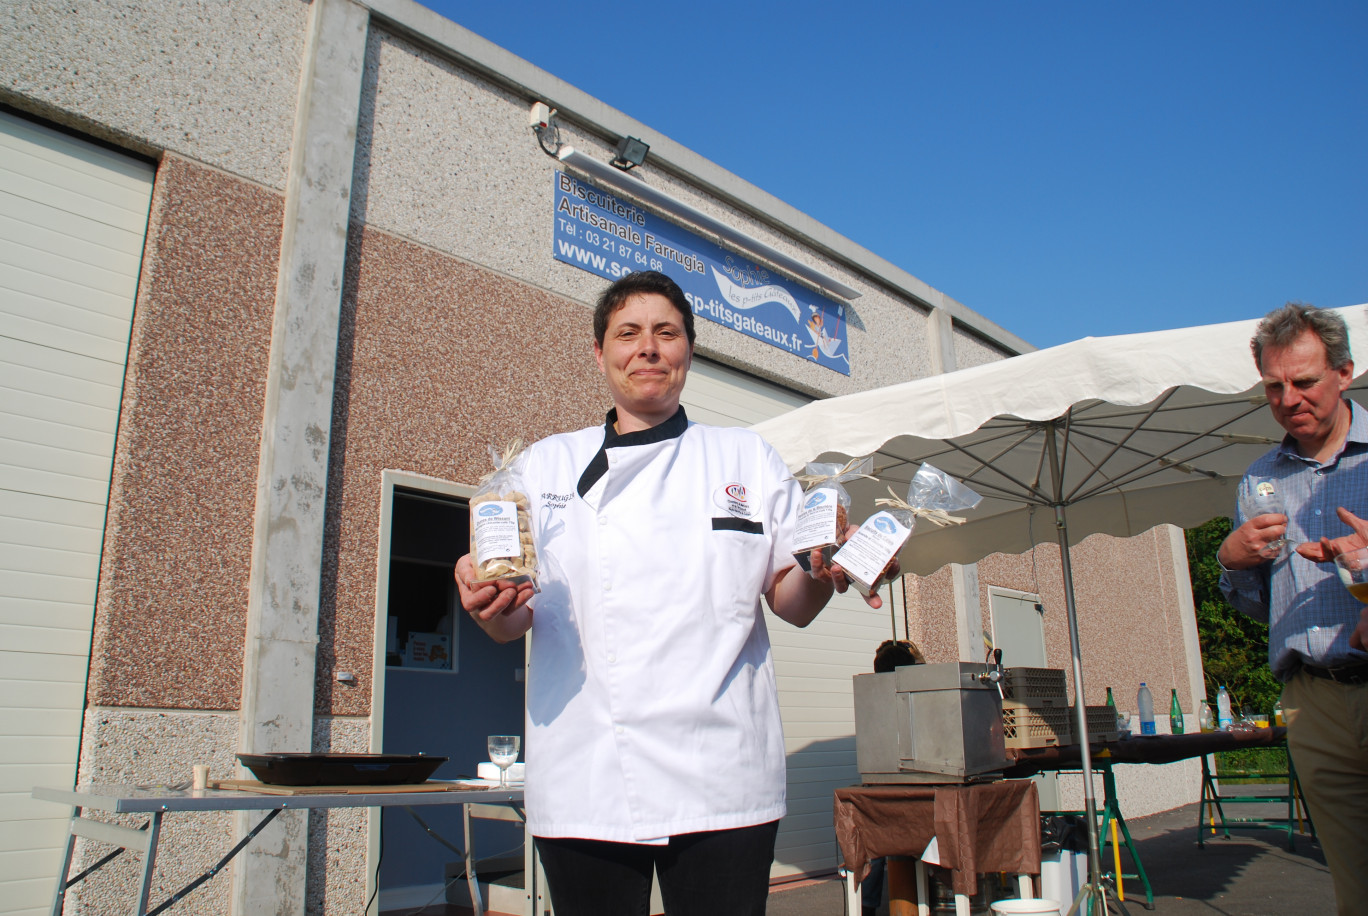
[767,798,1333,916]
[403,794,1333,916]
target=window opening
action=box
[386,487,467,672]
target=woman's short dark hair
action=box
[1251,303,1352,371]
[594,271,696,348]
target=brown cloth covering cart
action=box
[834,781,1041,897]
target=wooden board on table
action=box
[211,778,489,796]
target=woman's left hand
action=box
[808,524,899,609]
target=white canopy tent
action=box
[753,304,1368,913]
[755,305,1368,576]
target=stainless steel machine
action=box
[854,661,1009,784]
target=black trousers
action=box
[534,820,780,916]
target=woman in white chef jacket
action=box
[456,271,890,916]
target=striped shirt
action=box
[1219,400,1368,681]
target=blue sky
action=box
[417,1,1365,350]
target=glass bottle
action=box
[1169,688,1184,735]
[1198,701,1214,733]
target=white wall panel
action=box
[0,110,152,913]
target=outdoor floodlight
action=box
[611,136,650,170]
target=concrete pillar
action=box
[232,1,369,914]
[951,562,983,662]
[925,305,958,376]
[928,305,983,661]
[1166,524,1207,710]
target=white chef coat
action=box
[518,407,801,843]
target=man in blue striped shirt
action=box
[1218,303,1368,916]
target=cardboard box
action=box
[405,632,451,669]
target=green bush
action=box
[1214,746,1288,784]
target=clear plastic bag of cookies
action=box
[833,463,982,597]
[469,440,539,592]
[791,456,874,575]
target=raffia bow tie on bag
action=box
[791,456,877,575]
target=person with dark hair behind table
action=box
[859,639,925,915]
[1217,302,1368,916]
[456,270,895,916]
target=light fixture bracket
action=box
[611,136,649,171]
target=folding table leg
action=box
[50,808,81,916]
[840,867,859,915]
[1096,764,1153,910]
[1109,805,1153,910]
[1288,753,1316,846]
[914,859,929,916]
[524,828,534,916]
[462,804,483,916]
[131,811,163,916]
[534,845,551,915]
[1196,755,1230,848]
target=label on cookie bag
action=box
[832,511,910,585]
[473,500,520,563]
[793,487,840,551]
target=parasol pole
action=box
[1045,426,1121,916]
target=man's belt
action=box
[1300,662,1368,684]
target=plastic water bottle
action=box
[1216,686,1233,731]
[1169,688,1185,735]
[1137,683,1156,735]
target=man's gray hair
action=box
[1251,303,1352,371]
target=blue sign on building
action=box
[553,171,850,375]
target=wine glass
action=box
[487,735,520,787]
[1333,546,1368,605]
[1239,476,1288,558]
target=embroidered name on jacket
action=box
[541,491,573,510]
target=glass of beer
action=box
[1239,476,1288,558]
[1334,546,1368,604]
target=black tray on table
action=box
[236,753,448,786]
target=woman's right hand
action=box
[455,554,535,641]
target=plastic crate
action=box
[1002,702,1071,749]
[1084,706,1120,743]
[1001,667,1069,706]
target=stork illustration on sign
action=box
[807,304,846,363]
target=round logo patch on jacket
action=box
[714,481,759,518]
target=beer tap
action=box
[978,648,1006,699]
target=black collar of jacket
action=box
[577,406,689,497]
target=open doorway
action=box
[371,472,527,910]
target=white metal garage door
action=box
[0,110,153,915]
[683,360,892,881]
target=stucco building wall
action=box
[0,0,1205,910]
